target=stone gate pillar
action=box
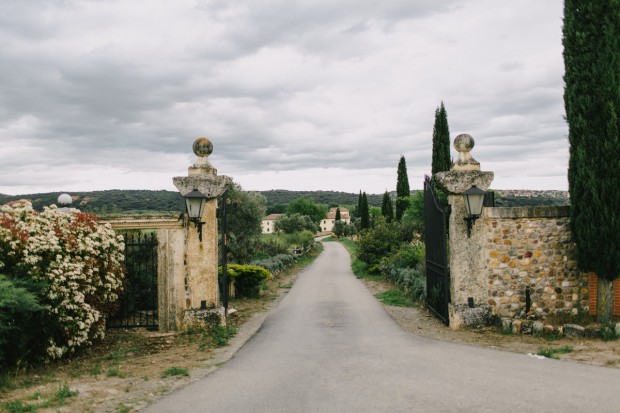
[434,134,494,330]
[173,138,231,322]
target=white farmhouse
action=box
[320,207,351,232]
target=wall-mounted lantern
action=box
[463,185,486,238]
[183,188,207,242]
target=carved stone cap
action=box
[434,170,494,194]
[173,137,232,199]
[173,174,232,199]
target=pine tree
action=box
[360,192,370,230]
[432,102,451,175]
[395,156,410,221]
[563,0,620,323]
[381,191,394,223]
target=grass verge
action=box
[536,345,574,359]
[375,289,417,307]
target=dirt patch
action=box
[362,278,620,369]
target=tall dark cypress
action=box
[563,0,620,323]
[381,191,394,223]
[395,156,410,221]
[432,102,451,175]
[360,192,370,230]
[335,208,341,221]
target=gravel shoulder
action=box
[361,278,620,369]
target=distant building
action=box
[261,213,284,234]
[320,208,350,232]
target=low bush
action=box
[219,264,271,298]
[250,254,298,274]
[0,201,125,363]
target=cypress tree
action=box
[360,192,370,230]
[381,191,394,223]
[335,208,341,221]
[563,0,620,323]
[395,156,410,221]
[432,102,451,175]
[357,190,362,219]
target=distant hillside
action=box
[0,189,569,215]
[493,190,570,207]
[0,190,185,215]
[260,190,384,208]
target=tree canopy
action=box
[563,0,620,322]
[286,197,328,224]
[432,102,451,175]
[395,156,411,221]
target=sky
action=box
[0,0,568,196]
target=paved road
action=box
[145,242,620,413]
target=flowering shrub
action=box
[0,200,125,360]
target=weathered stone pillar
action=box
[434,134,494,330]
[173,138,231,323]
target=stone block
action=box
[616,323,620,337]
[533,321,544,335]
[563,324,585,338]
[512,319,522,334]
[501,318,512,332]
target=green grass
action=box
[3,385,78,413]
[375,290,417,307]
[106,366,126,378]
[161,367,189,378]
[536,345,574,359]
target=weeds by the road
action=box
[375,289,417,307]
[536,346,574,359]
[161,367,189,378]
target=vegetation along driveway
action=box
[144,242,620,413]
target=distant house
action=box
[320,208,351,232]
[261,214,284,234]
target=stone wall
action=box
[482,206,590,319]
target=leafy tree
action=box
[401,192,425,236]
[220,182,267,263]
[286,197,327,224]
[360,192,370,230]
[356,217,403,271]
[381,191,394,223]
[396,156,411,221]
[275,213,319,234]
[563,0,620,323]
[432,102,451,175]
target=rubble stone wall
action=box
[482,206,590,319]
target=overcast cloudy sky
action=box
[0,0,567,196]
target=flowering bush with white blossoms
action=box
[0,200,125,360]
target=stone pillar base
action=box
[449,304,494,330]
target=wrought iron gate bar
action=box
[424,176,450,325]
[107,231,158,329]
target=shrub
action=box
[0,201,125,362]
[356,218,402,270]
[219,264,271,298]
[0,275,45,366]
[250,254,298,274]
[283,230,315,250]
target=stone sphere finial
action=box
[454,133,474,153]
[452,133,480,171]
[58,193,72,206]
[193,137,213,158]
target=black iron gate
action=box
[424,176,450,325]
[107,231,158,329]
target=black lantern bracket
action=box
[462,185,486,238]
[183,188,207,242]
